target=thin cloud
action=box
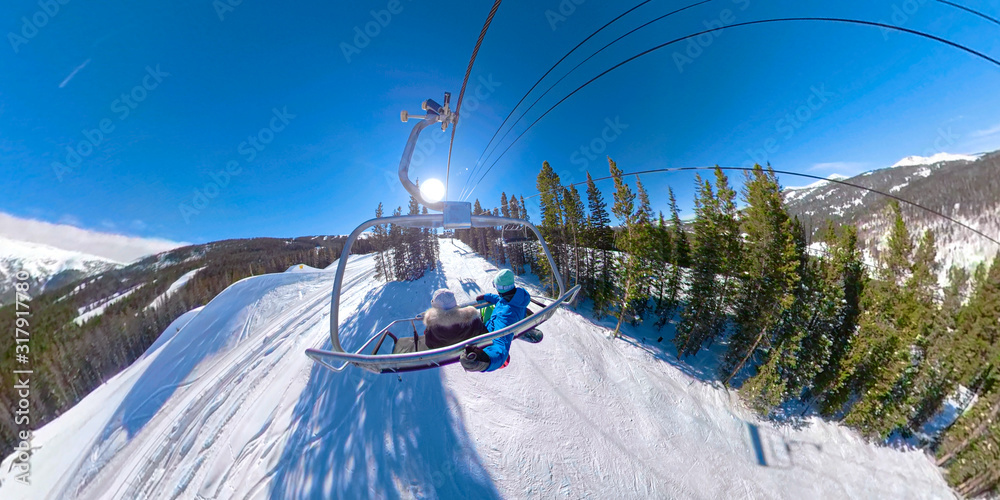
[807,161,867,173]
[0,212,185,263]
[58,58,92,88]
[971,122,1000,138]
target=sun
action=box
[420,178,446,202]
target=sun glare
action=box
[420,178,446,202]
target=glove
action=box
[475,294,486,302]
[460,345,490,372]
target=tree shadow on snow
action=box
[269,268,500,499]
[570,299,735,388]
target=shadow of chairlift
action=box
[745,422,822,468]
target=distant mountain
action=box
[0,237,120,305]
[0,213,187,305]
[783,150,1000,281]
[0,234,381,460]
[0,212,184,262]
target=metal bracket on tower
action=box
[401,92,456,131]
[398,92,457,213]
[442,201,472,229]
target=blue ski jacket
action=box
[481,288,530,372]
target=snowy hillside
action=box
[783,150,999,281]
[890,153,980,169]
[0,240,954,499]
[0,236,119,303]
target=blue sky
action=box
[2,0,999,243]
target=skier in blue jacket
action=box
[461,269,530,372]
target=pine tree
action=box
[669,186,691,269]
[827,201,924,436]
[654,187,687,329]
[562,185,586,291]
[584,172,614,316]
[777,218,831,399]
[724,165,799,392]
[519,195,538,273]
[608,158,646,336]
[407,190,424,280]
[536,162,565,292]
[507,194,526,274]
[651,211,674,327]
[628,177,655,321]
[390,206,406,281]
[674,176,722,356]
[711,166,743,342]
[372,202,391,281]
[811,224,866,399]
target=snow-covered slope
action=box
[0,236,120,302]
[145,267,205,310]
[0,240,953,499]
[890,152,979,169]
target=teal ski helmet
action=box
[493,269,516,293]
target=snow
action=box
[73,285,144,326]
[919,386,977,440]
[0,240,955,499]
[145,267,205,310]
[784,173,849,192]
[0,212,184,263]
[0,236,118,280]
[285,263,320,273]
[890,153,978,169]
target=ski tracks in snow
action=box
[67,258,374,500]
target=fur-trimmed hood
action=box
[423,305,481,328]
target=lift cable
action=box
[460,0,662,200]
[522,164,1000,247]
[446,0,503,201]
[464,17,1000,200]
[465,0,711,198]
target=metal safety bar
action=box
[307,284,580,374]
[325,213,566,353]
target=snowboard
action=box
[515,328,543,343]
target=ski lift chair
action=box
[305,94,580,374]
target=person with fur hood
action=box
[422,289,488,350]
